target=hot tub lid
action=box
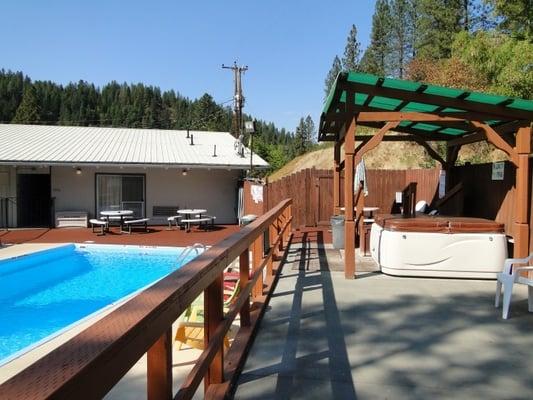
[447,217,505,233]
[374,215,449,233]
[374,215,504,234]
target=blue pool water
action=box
[0,244,199,363]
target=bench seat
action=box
[89,218,107,235]
[122,218,150,234]
[167,215,182,230]
[181,217,212,232]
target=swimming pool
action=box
[0,243,201,364]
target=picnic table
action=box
[100,210,133,232]
[177,209,210,232]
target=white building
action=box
[0,124,268,227]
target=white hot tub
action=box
[370,216,507,279]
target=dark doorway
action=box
[17,174,51,227]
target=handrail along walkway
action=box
[0,198,293,400]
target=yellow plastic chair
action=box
[175,280,240,350]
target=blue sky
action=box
[1,0,376,132]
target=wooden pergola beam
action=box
[447,132,485,147]
[339,81,532,120]
[355,135,447,142]
[324,110,508,126]
[353,121,401,167]
[357,111,467,123]
[413,138,446,166]
[471,121,519,166]
[359,121,454,141]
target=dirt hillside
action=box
[269,140,506,182]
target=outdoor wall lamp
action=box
[76,167,82,175]
[182,169,188,176]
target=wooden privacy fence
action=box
[266,168,440,227]
[0,199,293,400]
[448,161,533,246]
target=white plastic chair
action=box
[495,253,533,319]
[415,200,428,213]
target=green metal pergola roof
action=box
[319,72,533,141]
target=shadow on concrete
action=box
[236,229,358,399]
[235,229,533,399]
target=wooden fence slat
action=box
[264,168,441,227]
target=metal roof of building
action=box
[0,124,269,169]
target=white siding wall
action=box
[51,166,241,224]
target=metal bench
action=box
[89,218,107,235]
[181,217,212,232]
[167,215,182,230]
[122,218,150,234]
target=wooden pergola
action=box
[318,72,533,279]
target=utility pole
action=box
[222,61,248,139]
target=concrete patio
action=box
[234,229,533,399]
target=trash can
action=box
[330,215,345,249]
[240,214,257,226]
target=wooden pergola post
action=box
[333,141,341,215]
[444,145,460,190]
[513,126,531,258]
[344,117,357,279]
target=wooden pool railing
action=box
[0,198,293,400]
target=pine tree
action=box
[485,0,532,40]
[360,0,392,76]
[324,56,342,100]
[304,115,316,144]
[342,24,362,72]
[293,115,314,156]
[293,118,307,156]
[415,0,466,59]
[0,70,25,123]
[12,84,40,124]
[390,0,416,77]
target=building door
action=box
[96,174,145,218]
[17,174,51,227]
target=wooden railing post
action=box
[239,249,251,327]
[252,237,264,299]
[267,225,278,282]
[277,216,284,252]
[204,273,224,392]
[147,328,172,400]
[287,204,292,236]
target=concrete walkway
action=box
[234,229,533,399]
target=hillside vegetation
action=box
[269,138,507,182]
